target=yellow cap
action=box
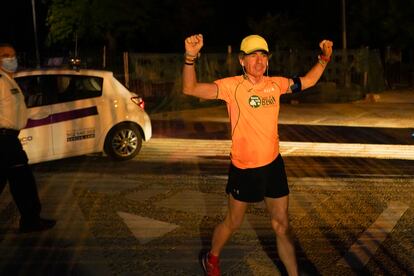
[240,35,269,54]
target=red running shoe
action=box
[201,250,221,276]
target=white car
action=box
[15,68,152,164]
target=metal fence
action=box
[19,47,414,106]
[126,49,391,103]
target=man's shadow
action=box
[249,215,321,276]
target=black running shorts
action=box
[226,154,289,203]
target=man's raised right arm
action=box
[182,34,218,100]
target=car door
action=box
[50,74,103,157]
[16,75,54,164]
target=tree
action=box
[47,0,150,52]
[247,13,304,50]
[348,0,414,48]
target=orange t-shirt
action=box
[215,75,289,169]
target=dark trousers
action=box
[0,133,41,222]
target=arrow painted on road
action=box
[117,211,179,244]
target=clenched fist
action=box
[319,40,333,58]
[185,34,203,56]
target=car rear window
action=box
[16,75,104,107]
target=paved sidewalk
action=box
[150,89,414,129]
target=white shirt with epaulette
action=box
[0,70,28,130]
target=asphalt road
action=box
[1,110,413,275]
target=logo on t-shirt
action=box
[249,95,276,108]
[249,95,261,108]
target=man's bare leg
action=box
[265,195,298,276]
[210,194,248,256]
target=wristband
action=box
[317,55,330,66]
[185,52,201,59]
[184,52,200,66]
[318,60,327,66]
[184,52,200,64]
[185,57,196,62]
[318,54,331,62]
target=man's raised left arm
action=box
[287,40,333,93]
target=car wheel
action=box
[104,123,142,160]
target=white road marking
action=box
[280,141,414,160]
[117,211,179,244]
[138,138,414,161]
[337,201,409,269]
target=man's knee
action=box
[270,217,290,236]
[223,214,244,232]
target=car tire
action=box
[104,123,142,161]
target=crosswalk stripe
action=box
[139,138,414,160]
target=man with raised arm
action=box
[183,34,333,276]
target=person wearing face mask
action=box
[0,43,56,233]
[183,34,333,276]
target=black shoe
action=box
[19,218,56,233]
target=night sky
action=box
[4,0,413,57]
[1,0,345,54]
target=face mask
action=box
[1,57,18,73]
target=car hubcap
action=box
[112,129,138,156]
